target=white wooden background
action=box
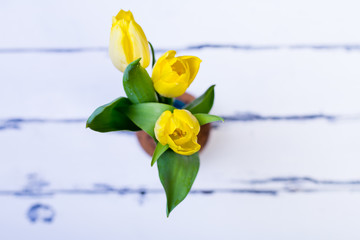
[1,0,360,239]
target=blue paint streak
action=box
[2,44,360,54]
[0,175,279,198]
[0,118,86,131]
[4,174,360,199]
[191,189,277,195]
[246,176,360,185]
[4,188,276,197]
[0,47,107,54]
[221,112,337,122]
[27,203,55,223]
[1,173,360,215]
[15,174,52,197]
[0,113,343,131]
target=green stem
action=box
[149,41,156,68]
[156,92,174,105]
[163,97,174,106]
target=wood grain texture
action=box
[1,0,360,239]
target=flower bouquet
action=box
[86,10,223,216]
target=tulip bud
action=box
[109,10,150,72]
[154,109,201,155]
[152,50,201,98]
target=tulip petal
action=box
[170,138,201,156]
[152,50,176,83]
[128,20,150,69]
[167,115,177,135]
[109,24,132,72]
[114,10,134,23]
[154,110,172,145]
[173,109,200,134]
[153,73,189,98]
[180,138,201,154]
[178,56,202,85]
[171,129,193,146]
[162,50,177,60]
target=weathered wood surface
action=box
[1,0,360,239]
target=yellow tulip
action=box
[154,109,201,155]
[109,10,150,72]
[152,50,201,98]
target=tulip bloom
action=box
[154,109,201,155]
[109,10,150,72]
[152,50,201,98]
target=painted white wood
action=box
[1,0,360,47]
[1,50,360,117]
[1,0,360,239]
[1,194,360,240]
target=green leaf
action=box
[123,103,175,138]
[151,143,169,166]
[194,113,224,125]
[86,97,139,132]
[157,149,200,217]
[123,58,158,104]
[184,85,215,114]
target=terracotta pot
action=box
[136,93,211,156]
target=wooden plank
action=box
[1,119,360,190]
[1,1,360,47]
[1,0,360,238]
[0,193,360,239]
[1,50,360,117]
